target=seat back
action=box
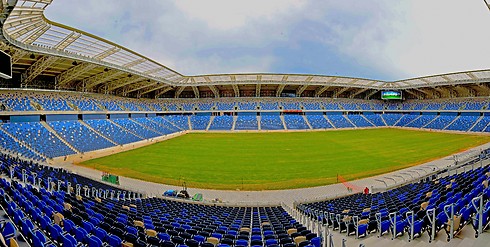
[294,236,307,246]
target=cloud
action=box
[44,0,490,81]
[173,0,306,31]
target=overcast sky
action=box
[45,0,490,81]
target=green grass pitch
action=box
[79,129,490,190]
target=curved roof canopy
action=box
[1,0,490,98]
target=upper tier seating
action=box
[238,102,257,111]
[216,102,235,111]
[198,102,215,111]
[260,102,279,111]
[0,92,34,111]
[34,95,73,111]
[302,102,323,110]
[282,102,301,110]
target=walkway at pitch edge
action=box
[58,142,490,207]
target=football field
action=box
[79,129,490,190]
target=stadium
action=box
[1,0,490,246]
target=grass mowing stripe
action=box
[79,129,490,190]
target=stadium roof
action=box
[1,0,490,99]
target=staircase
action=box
[30,101,43,111]
[78,120,119,145]
[380,114,389,126]
[343,115,356,128]
[404,115,421,127]
[421,115,439,128]
[206,116,215,131]
[280,115,287,130]
[362,115,376,127]
[468,116,483,132]
[40,121,80,154]
[323,115,336,129]
[67,101,79,111]
[257,116,261,130]
[443,116,460,130]
[231,116,237,131]
[392,115,403,126]
[187,116,193,130]
[130,119,164,136]
[108,119,145,140]
[157,117,184,131]
[302,115,313,129]
[93,102,106,111]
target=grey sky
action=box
[45,0,490,81]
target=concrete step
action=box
[40,121,80,154]
[78,120,119,145]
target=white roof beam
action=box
[232,84,239,97]
[154,86,174,98]
[276,84,286,97]
[83,70,125,89]
[404,89,424,99]
[107,77,146,91]
[208,85,220,98]
[21,55,58,84]
[138,84,169,97]
[315,86,330,97]
[124,82,158,95]
[296,85,308,97]
[55,63,97,87]
[53,31,81,50]
[192,86,200,98]
[333,87,351,98]
[432,87,450,98]
[364,90,379,100]
[413,88,434,98]
[22,24,50,44]
[175,86,186,98]
[94,47,120,60]
[349,88,369,98]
